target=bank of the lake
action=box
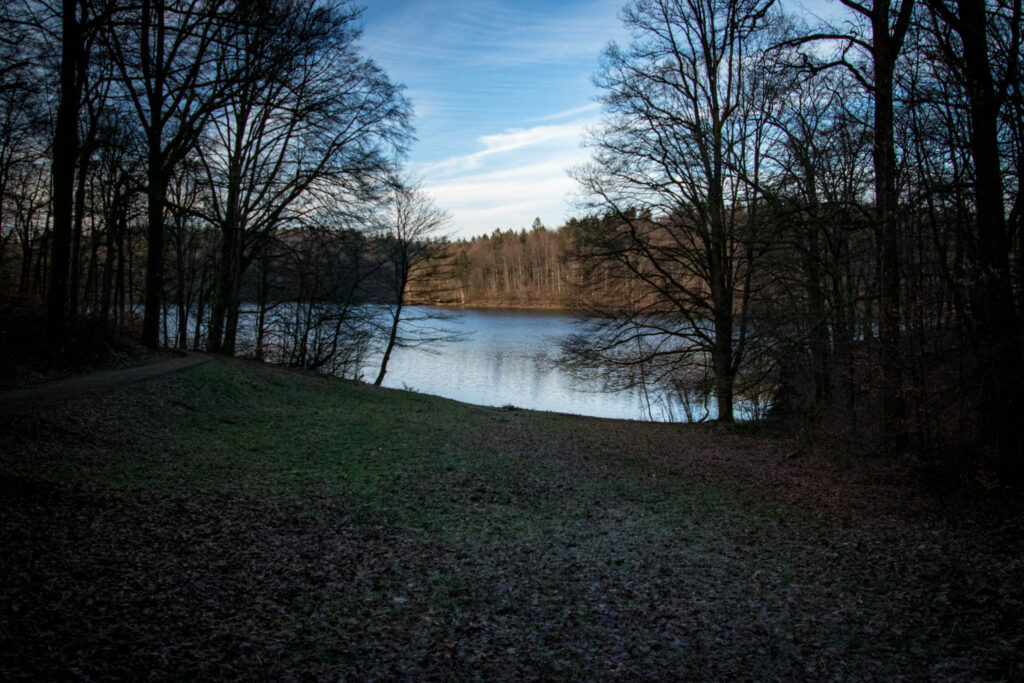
[1,358,1021,679]
[173,304,702,422]
[424,301,572,311]
[376,305,714,422]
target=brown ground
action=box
[1,359,1023,679]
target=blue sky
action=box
[360,0,627,238]
[360,0,846,239]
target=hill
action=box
[1,359,1021,678]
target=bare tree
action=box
[265,226,382,377]
[45,0,88,347]
[103,0,235,348]
[165,156,210,348]
[918,0,1023,472]
[571,0,783,422]
[372,177,455,387]
[24,0,122,345]
[0,5,45,293]
[88,100,144,329]
[9,159,49,294]
[780,0,916,446]
[755,46,876,427]
[198,0,411,356]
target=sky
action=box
[359,0,846,239]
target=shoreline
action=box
[411,300,572,312]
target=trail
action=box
[0,352,211,414]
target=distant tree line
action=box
[564,0,1023,478]
[422,217,674,309]
[428,219,578,308]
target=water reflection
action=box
[377,307,710,422]
[166,304,720,422]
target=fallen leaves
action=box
[1,360,1022,679]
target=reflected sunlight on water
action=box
[167,304,719,422]
[378,307,710,422]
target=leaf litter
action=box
[0,359,1022,680]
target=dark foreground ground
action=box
[1,359,1022,679]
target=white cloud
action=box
[422,120,592,176]
[528,102,601,123]
[358,0,623,238]
[363,0,626,71]
[424,153,592,237]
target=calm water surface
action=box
[379,307,695,422]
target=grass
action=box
[1,358,1022,679]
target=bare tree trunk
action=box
[208,217,242,353]
[871,5,906,450]
[142,150,166,348]
[18,234,32,293]
[711,223,735,423]
[254,253,270,361]
[68,145,89,324]
[374,300,402,386]
[35,227,49,295]
[223,271,242,355]
[84,210,100,313]
[115,203,127,327]
[46,0,84,349]
[712,318,735,422]
[175,231,188,349]
[953,0,1023,474]
[193,277,206,350]
[805,224,831,406]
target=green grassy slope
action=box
[1,359,1021,679]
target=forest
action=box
[0,0,1022,481]
[557,0,1024,480]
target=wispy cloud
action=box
[527,102,601,123]
[359,0,621,236]
[423,148,593,236]
[363,0,625,71]
[429,175,580,237]
[422,120,593,176]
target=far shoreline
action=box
[414,301,573,312]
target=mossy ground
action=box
[1,359,1022,679]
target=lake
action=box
[374,306,709,422]
[167,303,719,421]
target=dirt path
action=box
[0,352,211,414]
